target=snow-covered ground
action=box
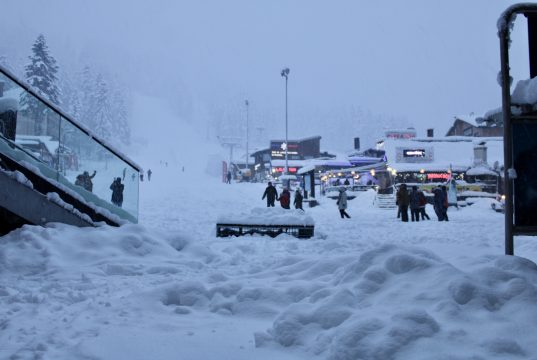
[2,163,537,360]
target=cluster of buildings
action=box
[226,111,504,199]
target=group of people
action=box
[262,182,304,210]
[74,169,125,208]
[396,184,449,222]
[261,181,352,218]
[75,170,97,192]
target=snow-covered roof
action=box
[382,137,503,173]
[466,165,499,177]
[454,114,480,127]
[16,135,59,155]
[270,135,321,143]
[297,164,315,175]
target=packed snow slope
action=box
[2,163,537,359]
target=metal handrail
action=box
[0,65,141,172]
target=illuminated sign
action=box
[385,130,416,139]
[271,141,299,159]
[273,167,298,173]
[403,149,426,158]
[396,146,434,163]
[427,173,450,180]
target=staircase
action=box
[374,193,397,209]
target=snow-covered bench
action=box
[216,208,315,239]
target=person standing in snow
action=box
[110,177,124,207]
[396,184,410,222]
[279,188,291,209]
[77,170,96,192]
[337,187,351,218]
[418,189,430,220]
[409,185,421,222]
[294,188,304,210]
[226,171,232,184]
[147,169,152,181]
[140,173,144,182]
[433,186,447,221]
[262,181,278,207]
[441,185,449,221]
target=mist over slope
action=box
[127,93,224,177]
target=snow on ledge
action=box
[511,77,537,105]
[217,207,314,226]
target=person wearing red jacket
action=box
[279,188,291,209]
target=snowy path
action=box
[2,168,537,359]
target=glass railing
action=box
[0,68,139,223]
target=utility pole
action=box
[245,99,249,179]
[280,68,290,178]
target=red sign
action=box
[273,167,298,173]
[427,173,449,180]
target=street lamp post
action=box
[245,99,249,181]
[280,68,290,182]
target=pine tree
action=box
[92,74,113,141]
[110,85,131,146]
[20,34,61,135]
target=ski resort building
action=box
[0,65,141,235]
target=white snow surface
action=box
[2,163,537,360]
[217,207,314,226]
[511,77,537,105]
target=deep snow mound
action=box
[250,245,537,359]
[0,223,191,276]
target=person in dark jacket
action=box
[396,184,410,222]
[110,177,124,207]
[409,186,421,222]
[418,189,430,220]
[337,187,351,218]
[226,171,232,184]
[147,169,152,181]
[262,181,278,207]
[441,185,449,221]
[433,186,447,221]
[279,188,291,209]
[77,170,96,192]
[294,188,304,210]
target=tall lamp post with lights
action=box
[280,67,290,184]
[245,99,249,181]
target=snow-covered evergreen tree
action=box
[92,74,113,141]
[110,85,131,146]
[20,34,61,135]
[22,34,61,104]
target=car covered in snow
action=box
[491,194,505,213]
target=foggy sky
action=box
[0,0,531,149]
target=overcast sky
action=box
[0,0,531,146]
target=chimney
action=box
[354,137,360,150]
[473,143,487,166]
[427,128,434,137]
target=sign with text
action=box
[395,147,434,163]
[271,141,299,159]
